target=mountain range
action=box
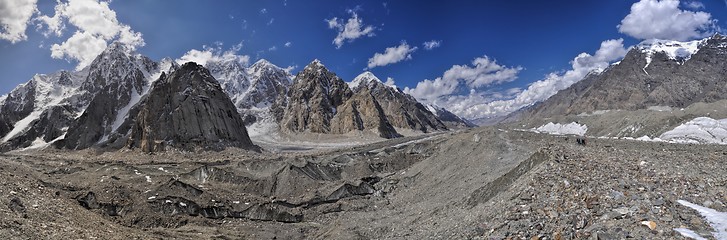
[0,44,470,152]
[508,34,727,121]
[505,34,727,139]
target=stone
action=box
[280,60,352,133]
[350,72,448,133]
[640,220,656,231]
[329,88,400,138]
[127,62,258,152]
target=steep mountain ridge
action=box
[350,71,449,133]
[0,47,470,151]
[509,34,727,122]
[61,43,162,150]
[0,66,88,150]
[280,60,353,133]
[330,87,401,138]
[205,58,292,132]
[126,62,257,152]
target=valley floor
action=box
[0,127,724,239]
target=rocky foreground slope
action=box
[0,128,723,239]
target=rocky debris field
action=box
[477,131,727,239]
[0,127,725,239]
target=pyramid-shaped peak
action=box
[102,41,131,55]
[350,71,382,90]
[253,58,273,66]
[355,71,382,82]
[307,59,325,68]
[251,59,283,70]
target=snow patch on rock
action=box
[532,122,587,136]
[675,200,727,240]
[659,117,727,144]
[638,38,706,74]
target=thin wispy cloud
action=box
[423,40,441,50]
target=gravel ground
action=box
[0,127,724,239]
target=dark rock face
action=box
[0,80,37,138]
[1,105,75,151]
[56,43,158,150]
[511,34,727,121]
[127,62,257,152]
[281,60,353,133]
[330,88,401,138]
[0,69,85,150]
[351,72,449,133]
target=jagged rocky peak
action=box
[80,41,157,100]
[242,59,291,110]
[330,87,401,139]
[310,58,325,67]
[350,71,385,91]
[280,59,353,133]
[60,43,163,150]
[159,57,180,74]
[248,59,292,86]
[206,57,250,97]
[127,62,258,152]
[57,70,74,86]
[250,58,275,69]
[347,71,449,133]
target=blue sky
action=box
[1,0,725,119]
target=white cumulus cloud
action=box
[476,39,628,119]
[618,0,716,41]
[405,56,522,101]
[367,42,417,69]
[36,0,145,70]
[385,77,396,87]
[406,39,627,120]
[0,0,38,43]
[326,10,376,49]
[50,30,107,69]
[423,40,441,50]
[177,43,249,67]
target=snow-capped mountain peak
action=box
[307,59,325,69]
[348,71,383,89]
[349,71,384,91]
[159,57,180,74]
[252,58,273,67]
[637,38,707,68]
